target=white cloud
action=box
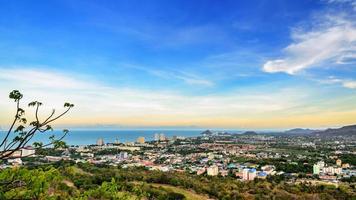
[0,68,307,126]
[263,15,356,74]
[342,80,356,88]
[141,68,215,87]
[0,68,95,89]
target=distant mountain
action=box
[201,130,214,136]
[284,128,315,135]
[313,125,356,136]
[241,131,258,135]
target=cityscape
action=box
[0,0,356,199]
[3,127,355,197]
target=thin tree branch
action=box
[43,107,72,125]
[35,103,40,125]
[42,109,55,124]
[0,100,20,149]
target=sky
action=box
[0,0,355,130]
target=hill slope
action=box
[313,125,356,136]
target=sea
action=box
[0,130,205,146]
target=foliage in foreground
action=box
[0,162,355,200]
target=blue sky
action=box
[0,0,355,129]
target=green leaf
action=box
[28,101,37,107]
[17,108,25,116]
[64,103,74,108]
[33,142,43,148]
[14,125,25,133]
[30,121,39,126]
[9,90,23,101]
[53,140,67,149]
[19,118,27,124]
[45,125,53,131]
[49,135,55,140]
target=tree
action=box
[0,90,74,159]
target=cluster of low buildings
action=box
[1,146,36,167]
[313,159,355,181]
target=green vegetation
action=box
[0,162,354,200]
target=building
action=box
[118,152,128,160]
[196,168,206,175]
[77,146,88,152]
[334,167,342,175]
[7,158,22,166]
[4,147,36,158]
[313,164,320,175]
[96,138,104,146]
[207,165,219,176]
[159,133,166,141]
[2,149,21,158]
[336,159,342,166]
[242,168,250,180]
[248,168,257,180]
[257,171,267,179]
[342,163,350,168]
[80,152,94,157]
[261,165,275,175]
[115,138,120,144]
[172,135,178,141]
[154,133,160,141]
[322,166,342,175]
[137,137,145,144]
[21,147,36,157]
[317,161,325,169]
[242,168,257,180]
[220,170,229,177]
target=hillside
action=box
[313,125,356,136]
[284,128,316,135]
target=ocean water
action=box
[0,130,204,146]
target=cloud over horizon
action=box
[0,67,328,129]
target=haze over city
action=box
[0,0,355,129]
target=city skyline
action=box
[0,0,356,129]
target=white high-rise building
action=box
[154,133,160,141]
[137,137,145,144]
[97,138,104,146]
[159,133,166,141]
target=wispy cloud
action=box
[0,68,96,89]
[263,14,356,74]
[0,67,313,128]
[120,64,215,87]
[321,76,356,89]
[149,69,214,87]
